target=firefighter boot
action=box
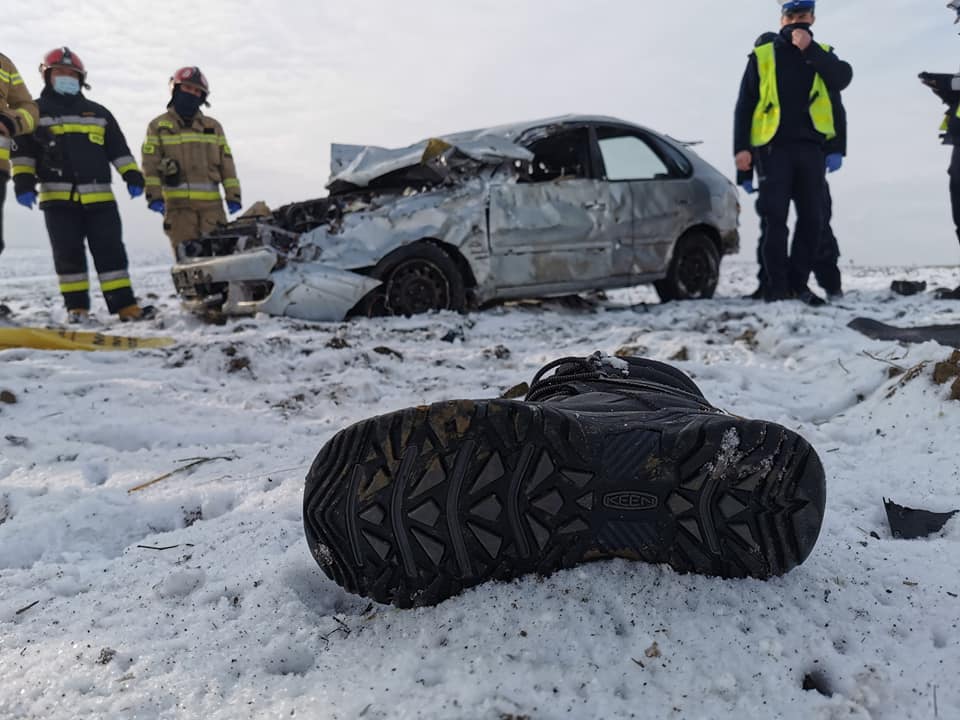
[303,353,827,607]
[118,304,158,322]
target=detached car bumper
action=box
[171,248,382,321]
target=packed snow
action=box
[1,246,958,720]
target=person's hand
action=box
[825,153,843,173]
[128,184,144,199]
[792,28,812,52]
[148,199,165,214]
[735,151,752,172]
[0,125,9,138]
[16,191,37,209]
[227,201,242,215]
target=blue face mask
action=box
[52,75,81,96]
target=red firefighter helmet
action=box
[40,47,90,88]
[170,66,210,96]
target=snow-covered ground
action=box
[1,248,959,720]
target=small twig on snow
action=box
[136,545,180,551]
[128,456,234,494]
[837,359,850,375]
[15,600,39,615]
[860,350,907,372]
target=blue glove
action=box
[16,191,37,209]
[825,153,843,173]
[128,184,144,199]
[148,199,165,214]
[227,201,242,215]
[740,181,756,194]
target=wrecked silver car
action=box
[171,115,740,320]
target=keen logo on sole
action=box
[603,492,659,511]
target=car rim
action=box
[676,247,715,297]
[385,259,451,315]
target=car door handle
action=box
[585,202,607,211]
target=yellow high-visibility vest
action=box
[751,41,837,148]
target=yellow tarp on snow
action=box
[0,327,175,351]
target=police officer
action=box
[142,67,241,255]
[734,0,853,305]
[0,52,39,259]
[11,47,153,323]
[919,0,960,299]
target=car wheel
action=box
[655,230,720,302]
[356,243,467,317]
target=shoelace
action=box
[525,354,608,402]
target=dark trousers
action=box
[754,178,842,295]
[43,203,136,313]
[949,145,960,247]
[755,142,825,298]
[0,176,6,257]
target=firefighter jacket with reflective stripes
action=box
[734,28,853,154]
[11,88,144,209]
[142,109,240,208]
[0,53,40,178]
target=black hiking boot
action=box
[303,353,827,607]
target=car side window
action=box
[596,132,671,182]
[520,128,592,183]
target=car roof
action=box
[441,114,653,144]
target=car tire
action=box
[355,243,467,318]
[655,230,720,302]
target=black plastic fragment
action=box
[802,671,833,697]
[890,280,927,296]
[884,498,959,539]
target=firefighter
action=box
[0,53,39,259]
[142,67,241,254]
[734,0,853,305]
[11,47,153,323]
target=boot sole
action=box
[303,400,826,607]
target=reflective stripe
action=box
[145,177,162,186]
[39,182,116,205]
[11,73,25,87]
[12,166,37,177]
[17,107,35,132]
[49,124,106,137]
[60,279,90,295]
[0,137,9,162]
[100,278,132,292]
[59,273,89,284]
[222,178,241,189]
[12,157,35,169]
[163,189,222,201]
[0,137,10,149]
[144,135,160,143]
[113,155,139,174]
[0,69,10,82]
[99,270,130,282]
[39,116,107,128]
[158,133,220,146]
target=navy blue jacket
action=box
[734,27,853,155]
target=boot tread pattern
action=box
[304,399,825,607]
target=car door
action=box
[594,126,695,276]
[487,125,626,294]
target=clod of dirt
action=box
[227,357,251,373]
[373,346,404,361]
[97,648,117,665]
[182,507,203,528]
[735,328,759,349]
[670,347,690,362]
[0,390,16,404]
[5,435,28,447]
[221,345,239,358]
[501,382,529,400]
[932,350,960,386]
[952,377,960,401]
[0,495,10,526]
[326,337,350,349]
[615,344,649,358]
[644,641,662,659]
[484,345,511,360]
[441,328,465,343]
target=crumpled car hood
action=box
[328,132,533,190]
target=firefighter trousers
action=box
[0,176,6,257]
[162,204,227,251]
[755,141,825,299]
[43,202,137,313]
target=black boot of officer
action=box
[303,353,827,607]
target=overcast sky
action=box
[5,0,960,268]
